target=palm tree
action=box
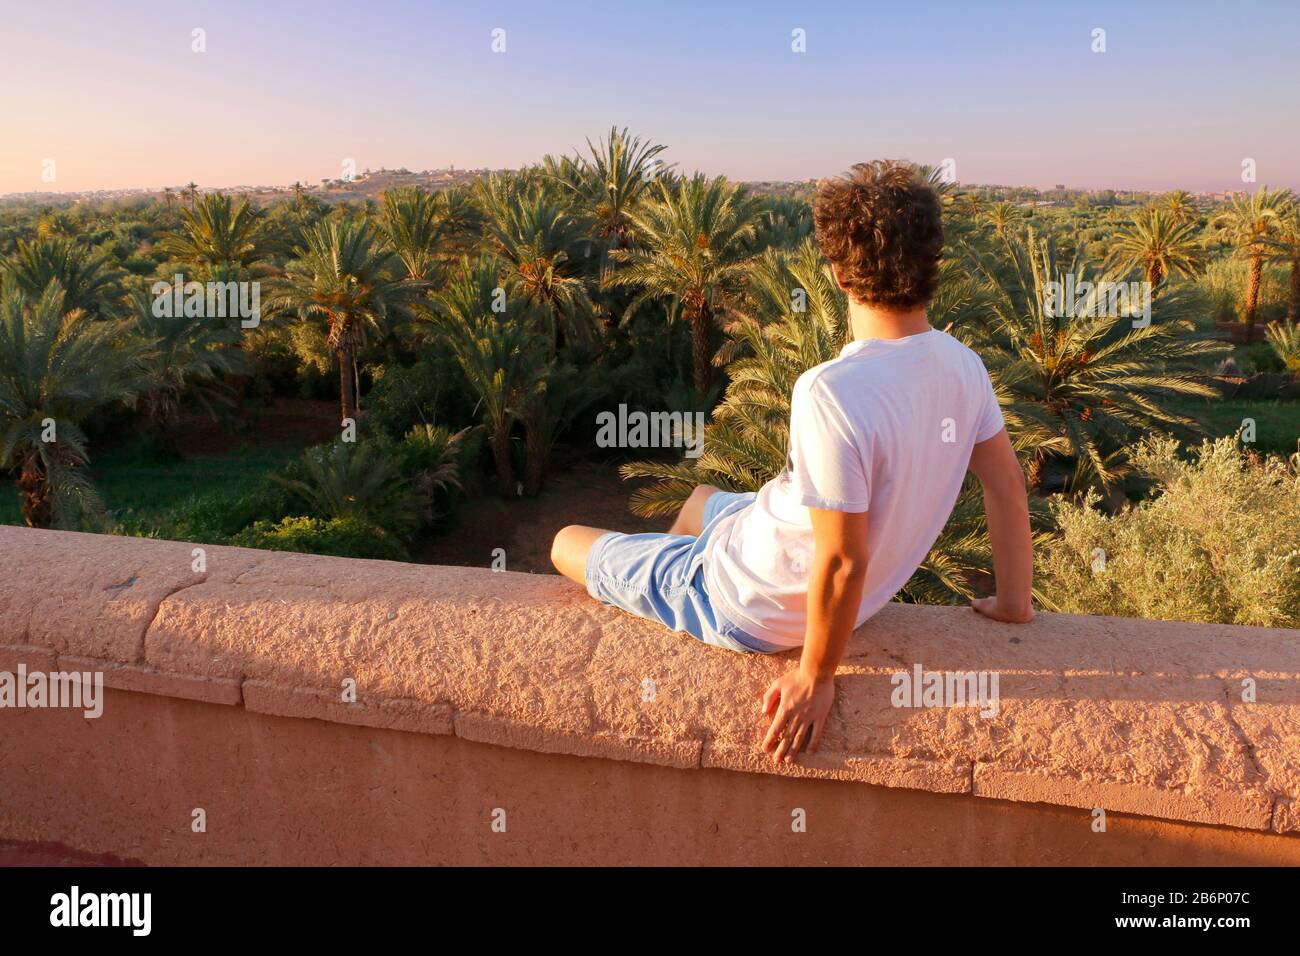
[1213,187,1291,334]
[429,185,485,262]
[982,201,1025,236]
[917,163,958,203]
[607,173,760,393]
[400,422,469,522]
[124,286,249,440]
[964,232,1229,492]
[267,217,419,424]
[380,186,443,282]
[428,255,547,496]
[154,197,266,414]
[515,362,595,496]
[1264,321,1300,376]
[1162,189,1197,225]
[476,173,596,351]
[719,239,849,401]
[1265,200,1300,322]
[35,212,77,239]
[752,195,813,251]
[0,281,146,527]
[1106,206,1205,287]
[553,126,668,252]
[184,182,199,207]
[4,236,124,319]
[157,192,263,269]
[957,191,985,219]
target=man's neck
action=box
[847,299,932,342]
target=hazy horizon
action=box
[2,0,1298,195]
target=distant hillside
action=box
[273,166,497,206]
[0,167,497,209]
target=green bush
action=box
[1244,341,1286,374]
[116,485,292,543]
[272,440,424,539]
[1038,437,1300,627]
[366,354,474,440]
[119,256,157,276]
[1197,258,1289,324]
[229,515,408,561]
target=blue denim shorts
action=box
[585,490,786,654]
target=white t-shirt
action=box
[703,328,1004,648]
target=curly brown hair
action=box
[813,160,943,310]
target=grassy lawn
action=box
[1168,395,1300,456]
[0,440,304,532]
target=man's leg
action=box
[551,484,720,587]
[668,484,721,536]
[551,524,612,586]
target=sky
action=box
[0,0,1297,195]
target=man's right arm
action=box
[968,428,1035,623]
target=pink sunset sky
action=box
[1,0,1297,195]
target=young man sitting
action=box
[551,160,1035,765]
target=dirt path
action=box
[414,460,666,574]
